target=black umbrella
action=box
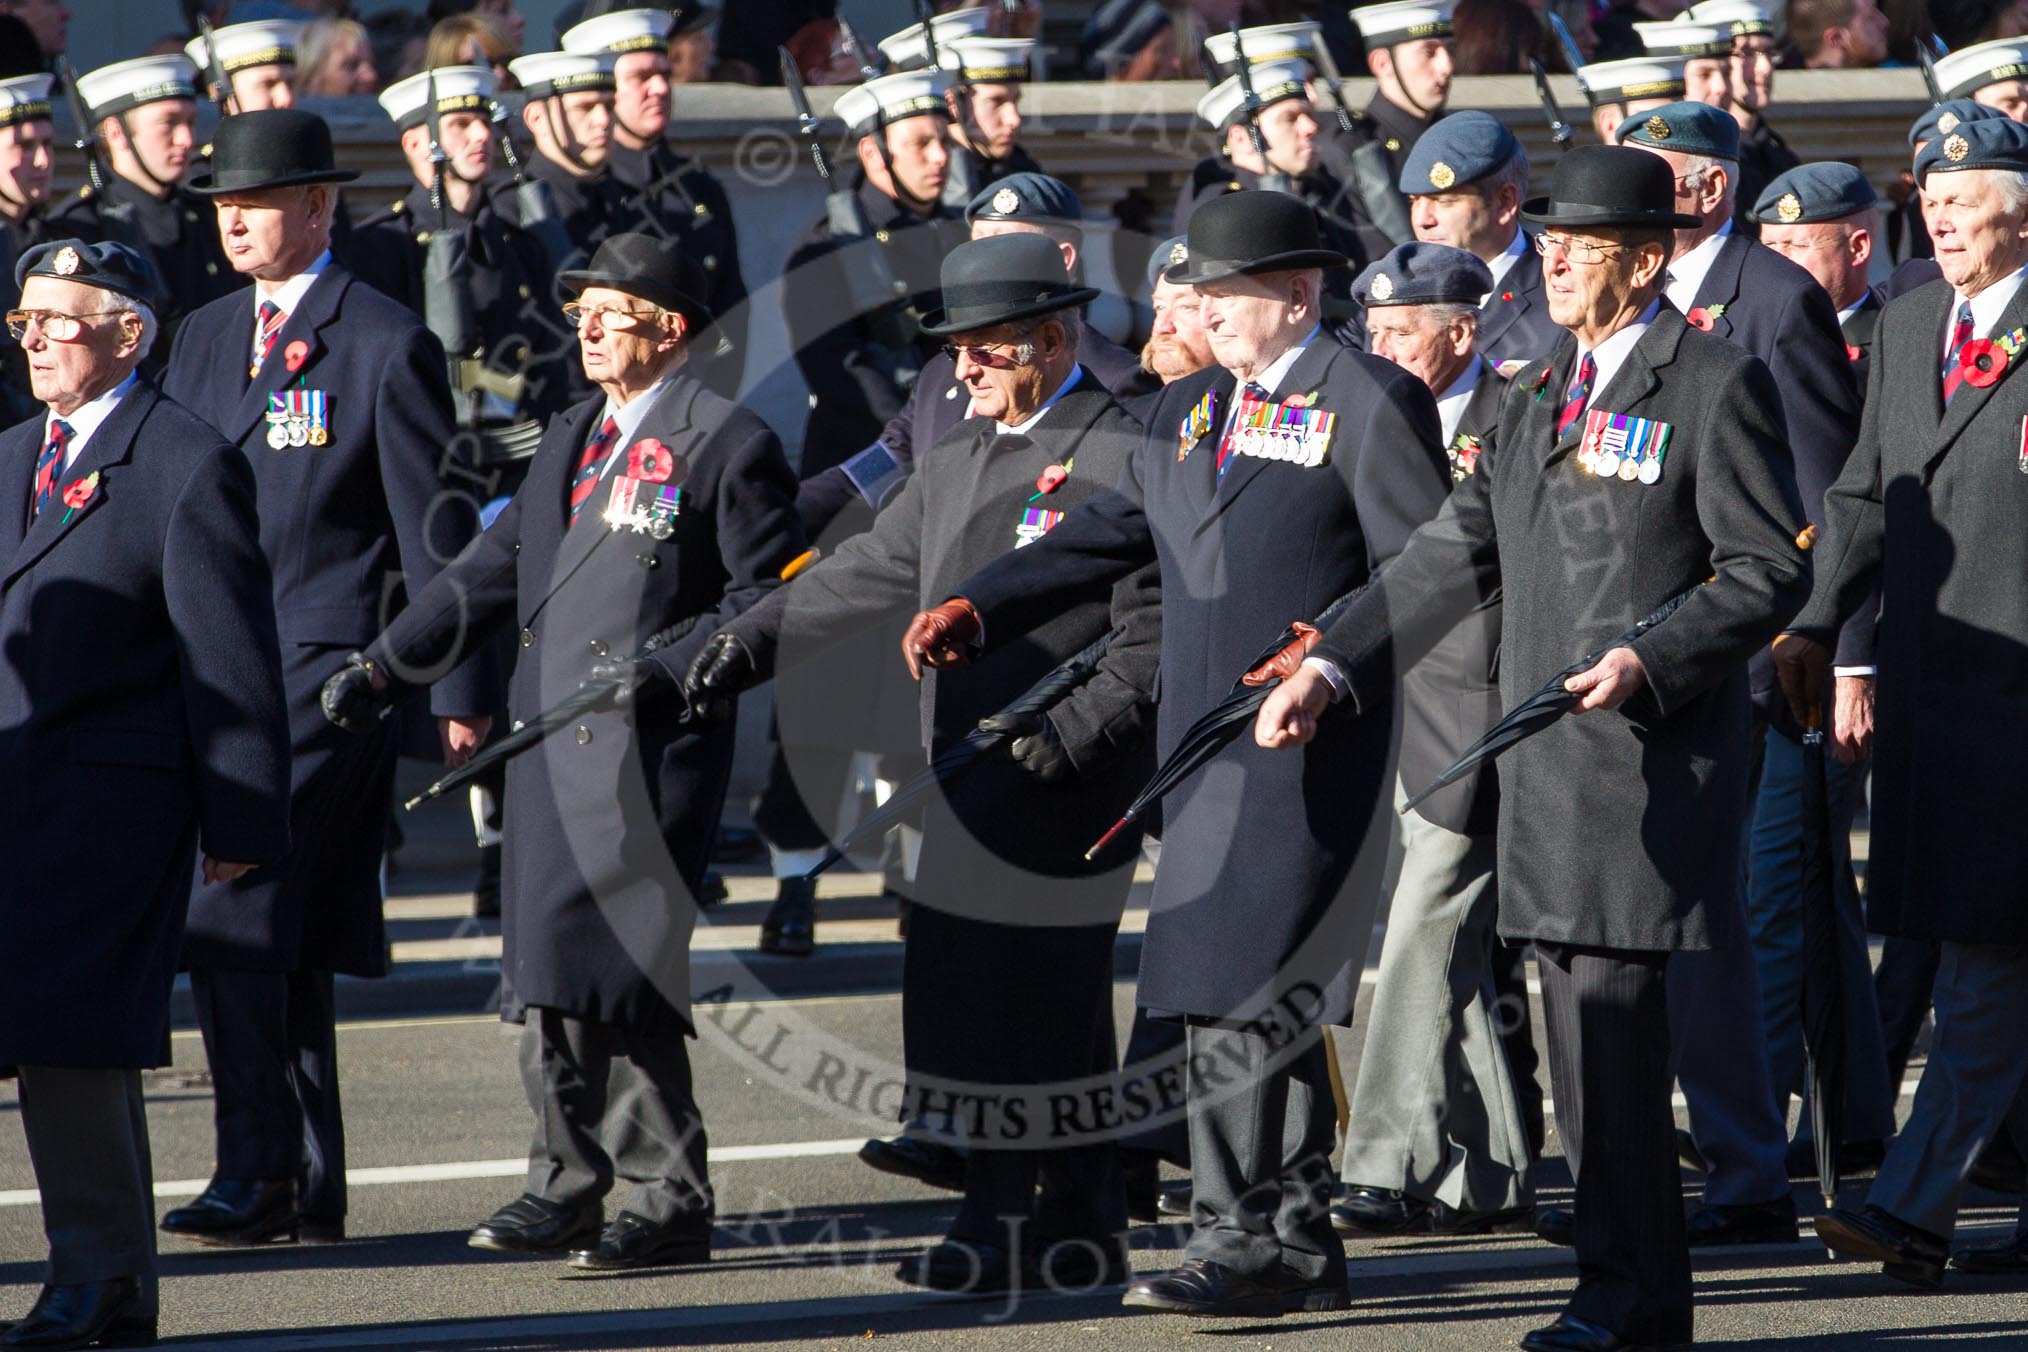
[1398,583,1702,815]
[1799,713,1845,1206]
[800,625,1124,881]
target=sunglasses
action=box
[940,339,1029,369]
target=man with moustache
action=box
[1140,236,1217,388]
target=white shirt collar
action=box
[1247,324,1321,399]
[594,368,682,482]
[1663,220,1732,314]
[998,364,1084,435]
[254,249,333,318]
[46,371,138,471]
[1953,258,2028,352]
[1578,297,1664,402]
[1484,229,1527,294]
[1435,357,1482,446]
[1836,289,1872,326]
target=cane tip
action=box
[1796,523,1818,552]
[402,794,426,812]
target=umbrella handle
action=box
[1083,812,1137,862]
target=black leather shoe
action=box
[566,1210,712,1271]
[1686,1194,1798,1246]
[1157,1180,1192,1217]
[1,1278,155,1349]
[1954,1227,2028,1274]
[1785,1137,1888,1181]
[1120,1259,1285,1318]
[1535,1206,1574,1247]
[1124,1153,1160,1224]
[159,1178,298,1247]
[759,877,816,955]
[1675,1128,1710,1175]
[1519,1313,1677,1351]
[858,1135,966,1192]
[1332,1185,1428,1235]
[1277,1263,1350,1312]
[895,1238,1021,1294]
[467,1194,601,1255]
[1815,1205,1948,1288]
[1035,1236,1130,1290]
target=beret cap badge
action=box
[1370,271,1395,301]
[52,246,80,276]
[1168,240,1188,266]
[1645,114,1672,140]
[1776,192,1803,223]
[1945,133,1971,162]
[992,186,1020,215]
[1429,161,1456,190]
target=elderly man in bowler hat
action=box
[896,188,1452,1317]
[0,239,289,1350]
[325,232,806,1273]
[157,108,493,1252]
[1776,112,2028,1291]
[1256,143,1813,1351]
[687,231,1160,1293]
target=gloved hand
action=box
[682,632,758,721]
[320,653,391,731]
[1241,621,1321,687]
[902,598,982,679]
[590,656,673,709]
[978,708,1073,783]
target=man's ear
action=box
[99,116,127,151]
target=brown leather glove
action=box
[1241,622,1321,687]
[902,598,982,679]
[1771,631,1831,730]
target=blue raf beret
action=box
[1753,162,1878,225]
[1398,109,1521,196]
[1147,234,1188,290]
[14,238,161,307]
[1915,113,2028,186]
[1615,99,1741,162]
[1909,99,2005,148]
[966,171,1084,227]
[1352,241,1493,308]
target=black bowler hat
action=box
[188,109,359,195]
[1163,191,1346,286]
[559,233,714,329]
[1520,144,1698,231]
[920,233,1099,337]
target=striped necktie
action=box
[1940,301,1975,405]
[1216,381,1271,480]
[32,419,70,520]
[1555,353,1596,438]
[568,416,621,525]
[252,299,287,376]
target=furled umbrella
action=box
[1798,710,1846,1206]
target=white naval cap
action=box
[1933,38,2028,101]
[1203,21,1321,69]
[560,6,674,56]
[0,73,52,129]
[835,67,955,135]
[378,64,499,131]
[1196,57,1313,132]
[507,49,616,99]
[947,36,1036,84]
[75,54,199,119]
[877,7,991,71]
[184,19,304,80]
[1575,53,1688,106]
[1679,0,1778,38]
[1349,0,1456,48]
[1631,18,1732,58]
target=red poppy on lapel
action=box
[628,438,675,482]
[1846,344,1862,363]
[1500,291,1514,303]
[59,470,99,523]
[1034,463,1068,495]
[284,340,309,373]
[1685,303,1726,331]
[1960,339,2008,388]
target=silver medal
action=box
[287,420,309,448]
[649,517,674,540]
[1638,456,1662,485]
[267,422,290,449]
[1594,449,1621,478]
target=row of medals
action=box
[266,417,329,449]
[1578,444,1662,484]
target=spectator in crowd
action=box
[1452,0,1547,73]
[0,0,64,63]
[1932,0,2028,48]
[785,20,867,87]
[1592,0,1681,61]
[298,18,379,97]
[668,2,718,84]
[1082,0,1188,81]
[425,12,518,86]
[1791,0,1892,66]
[365,8,430,87]
[429,0,525,52]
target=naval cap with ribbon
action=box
[1615,98,1743,161]
[919,232,1099,336]
[0,73,52,130]
[188,107,359,195]
[877,8,991,71]
[1163,189,1347,285]
[1574,53,1689,108]
[1350,0,1456,48]
[1202,21,1319,74]
[1521,143,1701,229]
[560,5,675,55]
[1196,56,1313,131]
[184,18,303,79]
[1914,111,2028,186]
[1751,162,1878,225]
[1932,38,2028,101]
[1398,109,1521,195]
[75,54,199,119]
[965,172,1083,227]
[377,65,498,133]
[1909,98,2005,149]
[1353,241,1494,309]
[835,68,955,136]
[15,238,162,308]
[947,36,1037,84]
[1680,0,1779,38]
[507,49,617,99]
[1632,17,1734,57]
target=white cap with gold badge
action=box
[1196,56,1314,131]
[0,73,53,129]
[1349,1,1456,48]
[877,8,992,71]
[1933,38,2028,102]
[75,54,199,119]
[183,19,304,79]
[1631,18,1733,57]
[507,49,617,99]
[1679,0,1779,38]
[947,36,1036,84]
[1575,54,1689,107]
[560,6,675,56]
[835,68,956,136]
[1203,22,1320,69]
[378,64,498,132]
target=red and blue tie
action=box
[252,300,287,376]
[1940,302,1975,405]
[1216,381,1270,480]
[1556,352,1596,439]
[32,419,70,521]
[568,416,621,525]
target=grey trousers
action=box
[1181,1022,1344,1284]
[16,1066,158,1317]
[520,1007,713,1225]
[1341,786,1531,1212]
[1870,941,2028,1238]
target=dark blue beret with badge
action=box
[1352,241,1493,308]
[1398,110,1521,195]
[1752,163,1878,225]
[1615,99,1741,161]
[965,172,1084,227]
[1909,98,2005,149]
[1915,113,2028,186]
[1147,234,1188,290]
[14,238,161,306]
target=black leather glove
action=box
[590,656,673,709]
[683,631,759,721]
[978,709,1074,784]
[320,653,391,731]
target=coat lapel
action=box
[0,417,38,553]
[1686,233,1748,340]
[1209,338,1339,516]
[1928,280,2028,470]
[1476,246,1537,351]
[225,267,348,446]
[1167,368,1231,520]
[1,383,151,590]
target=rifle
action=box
[56,56,140,248]
[1305,27,1358,136]
[1915,35,1945,103]
[1530,58,1573,147]
[189,7,235,116]
[915,0,944,72]
[1229,25,1293,195]
[1548,14,1588,83]
[491,98,574,274]
[839,18,887,81]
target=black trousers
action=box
[1118,1007,1191,1168]
[1536,942,1691,1346]
[189,966,344,1220]
[16,1066,158,1316]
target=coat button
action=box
[520,628,535,647]
[589,639,608,657]
[575,725,592,745]
[637,552,658,568]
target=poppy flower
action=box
[60,471,99,522]
[628,438,676,483]
[1846,344,1862,363]
[1685,305,1725,331]
[284,340,309,373]
[1960,339,2007,387]
[1034,464,1069,495]
[1500,291,1514,303]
